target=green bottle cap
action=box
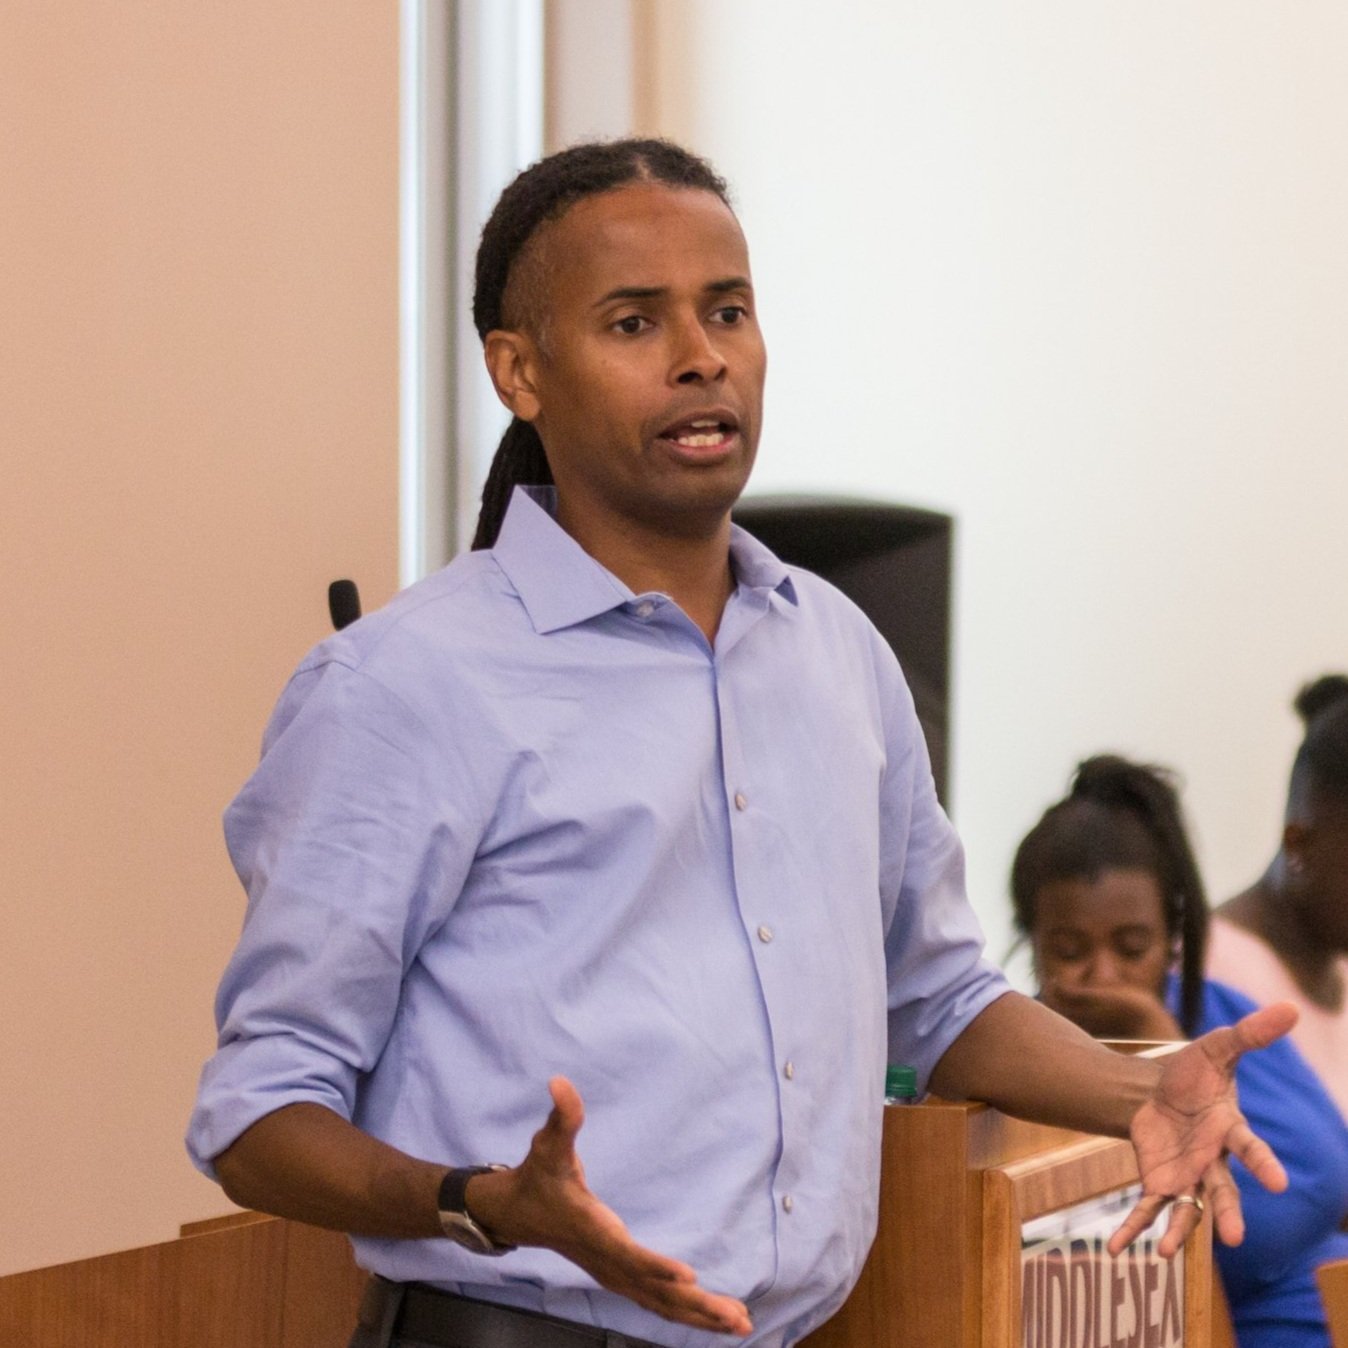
[885,1064,918,1100]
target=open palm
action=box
[1109,1001,1297,1256]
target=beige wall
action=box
[1,4,399,1275]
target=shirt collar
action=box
[492,486,798,635]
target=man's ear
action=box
[484,330,542,423]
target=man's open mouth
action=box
[658,414,739,448]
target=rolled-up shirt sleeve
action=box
[187,657,483,1175]
[874,633,1010,1093]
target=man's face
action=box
[495,183,766,545]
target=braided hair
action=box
[1289,673,1348,812]
[469,139,732,550]
[1011,755,1209,1036]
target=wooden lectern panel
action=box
[0,1214,365,1347]
[0,1218,287,1347]
[1318,1258,1348,1348]
[800,1100,1213,1348]
[801,1104,980,1348]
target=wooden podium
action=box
[801,1098,1215,1348]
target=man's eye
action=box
[614,315,649,335]
[713,305,748,325]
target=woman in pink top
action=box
[1210,674,1348,1123]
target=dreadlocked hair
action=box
[469,138,733,551]
[1010,755,1210,1037]
[1290,673,1348,809]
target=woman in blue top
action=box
[1010,754,1348,1348]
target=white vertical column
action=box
[400,0,543,585]
[400,0,454,586]
[449,0,545,563]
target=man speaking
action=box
[188,139,1294,1348]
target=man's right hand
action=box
[215,1080,751,1337]
[465,1077,753,1338]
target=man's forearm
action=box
[928,991,1163,1138]
[213,1081,756,1336]
[213,1102,445,1238]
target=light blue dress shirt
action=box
[188,487,1008,1348]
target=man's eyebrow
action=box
[591,277,754,308]
[593,286,664,308]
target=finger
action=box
[1156,1193,1204,1259]
[1199,1003,1299,1069]
[1231,1001,1298,1050]
[1203,1159,1246,1248]
[575,1222,699,1287]
[622,1278,753,1336]
[529,1076,586,1168]
[547,1076,585,1134]
[1107,1191,1171,1256]
[669,1289,752,1336]
[1222,1117,1288,1194]
[577,1232,752,1335]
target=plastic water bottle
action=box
[884,1063,918,1105]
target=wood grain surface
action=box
[0,1215,364,1347]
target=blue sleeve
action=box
[185,657,487,1174]
[876,627,1009,1090]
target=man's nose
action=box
[672,319,727,385]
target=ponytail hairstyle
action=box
[1011,755,1210,1036]
[1288,673,1348,813]
[469,138,732,550]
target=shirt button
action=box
[757,925,773,944]
[782,1195,795,1214]
[635,601,655,618]
[784,1061,795,1080]
[734,792,748,811]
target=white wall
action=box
[639,1,1348,973]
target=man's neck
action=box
[555,505,735,646]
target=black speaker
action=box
[732,495,954,808]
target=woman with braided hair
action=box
[1210,675,1348,1121]
[1011,755,1210,1040]
[1011,754,1348,1348]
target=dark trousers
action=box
[349,1278,662,1348]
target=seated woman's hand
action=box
[1041,978,1184,1041]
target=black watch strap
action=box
[437,1165,516,1253]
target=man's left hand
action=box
[1108,1001,1298,1257]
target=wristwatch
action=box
[437,1165,517,1255]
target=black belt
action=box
[358,1276,664,1348]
